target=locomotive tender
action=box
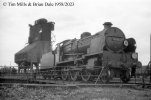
[40,21,142,83]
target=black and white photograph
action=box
[0,0,151,100]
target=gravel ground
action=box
[0,85,151,100]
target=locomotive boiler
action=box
[40,22,142,83]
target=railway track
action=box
[1,82,151,90]
[1,71,150,89]
[1,77,151,89]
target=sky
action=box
[0,0,151,66]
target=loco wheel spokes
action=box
[70,70,80,81]
[61,68,69,81]
[100,68,110,83]
[81,69,91,82]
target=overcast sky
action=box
[0,0,151,66]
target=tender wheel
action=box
[81,69,91,82]
[100,68,111,83]
[42,72,48,79]
[70,70,80,81]
[51,70,57,80]
[47,71,52,79]
[120,70,130,83]
[42,74,47,79]
[61,68,69,81]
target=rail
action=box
[0,65,151,85]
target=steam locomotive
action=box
[40,21,142,83]
[15,18,142,83]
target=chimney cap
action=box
[103,22,113,25]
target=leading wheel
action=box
[120,69,130,83]
[100,68,111,83]
[81,69,91,82]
